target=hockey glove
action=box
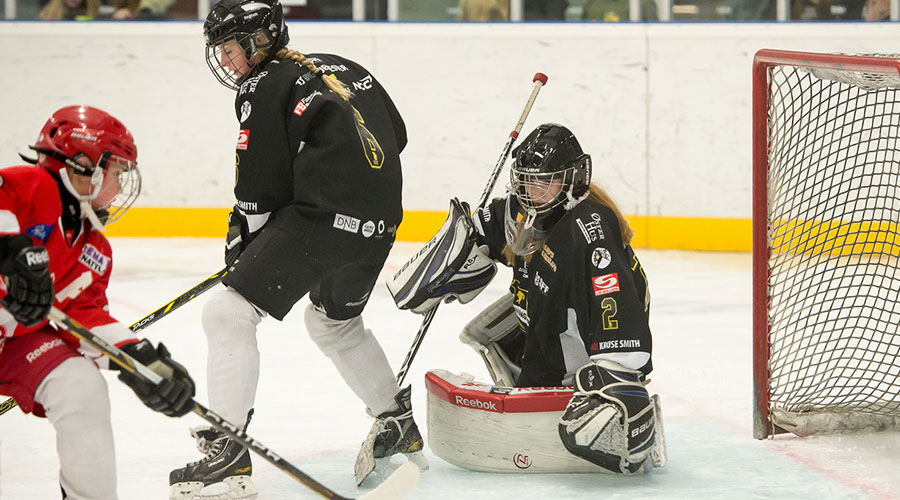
[387,198,497,314]
[118,339,196,417]
[0,234,53,327]
[558,360,655,474]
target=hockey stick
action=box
[394,72,548,386]
[0,267,228,417]
[46,307,420,500]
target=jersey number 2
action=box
[601,297,618,331]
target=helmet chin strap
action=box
[57,166,107,232]
[563,189,589,211]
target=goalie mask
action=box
[504,123,591,256]
[203,0,290,90]
[29,105,140,228]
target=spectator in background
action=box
[524,0,566,19]
[459,0,509,20]
[580,0,659,21]
[791,0,865,20]
[39,0,100,20]
[864,0,889,20]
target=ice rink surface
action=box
[2,238,899,500]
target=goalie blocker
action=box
[425,369,666,474]
[388,198,497,314]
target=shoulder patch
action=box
[79,243,110,275]
[591,272,619,296]
[26,223,54,244]
[575,212,605,244]
[591,247,612,270]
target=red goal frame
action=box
[751,49,900,439]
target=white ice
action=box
[2,239,899,500]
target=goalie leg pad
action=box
[558,360,655,474]
[388,198,497,314]
[458,293,524,386]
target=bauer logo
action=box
[333,213,360,234]
[454,395,499,412]
[592,273,620,296]
[236,129,249,150]
[79,244,110,275]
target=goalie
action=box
[389,123,665,474]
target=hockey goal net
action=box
[753,49,900,439]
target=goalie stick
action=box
[46,307,420,500]
[395,72,548,387]
[0,268,227,417]
[355,73,548,486]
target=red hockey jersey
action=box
[0,166,136,365]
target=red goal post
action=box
[753,49,900,439]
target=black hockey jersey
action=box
[232,53,405,258]
[475,197,652,387]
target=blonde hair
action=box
[39,0,100,19]
[274,48,355,102]
[501,182,634,263]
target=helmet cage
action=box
[509,153,591,215]
[98,155,141,225]
[203,0,286,90]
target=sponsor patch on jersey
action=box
[79,243,110,275]
[239,70,268,95]
[576,212,605,244]
[361,220,375,238]
[293,90,323,118]
[533,271,549,295]
[591,247,612,269]
[541,245,556,272]
[239,101,252,123]
[592,272,620,296]
[26,223,54,244]
[352,75,373,91]
[236,129,249,150]
[333,213,360,234]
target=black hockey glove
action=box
[224,207,251,267]
[0,234,53,327]
[118,339,196,417]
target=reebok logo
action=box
[26,338,63,363]
[455,395,498,411]
[26,250,49,267]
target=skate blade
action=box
[169,476,258,500]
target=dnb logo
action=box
[513,453,532,470]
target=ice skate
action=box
[354,386,429,485]
[169,426,257,500]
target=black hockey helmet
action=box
[504,123,592,255]
[203,0,290,90]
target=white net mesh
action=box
[766,54,900,434]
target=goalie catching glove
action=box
[558,360,656,474]
[117,339,196,417]
[388,198,497,314]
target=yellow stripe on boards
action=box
[104,207,755,252]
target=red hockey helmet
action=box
[30,105,140,225]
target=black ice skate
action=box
[354,386,429,485]
[169,425,257,500]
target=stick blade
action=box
[355,461,420,500]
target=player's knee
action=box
[39,357,111,420]
[202,288,261,341]
[304,303,366,356]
